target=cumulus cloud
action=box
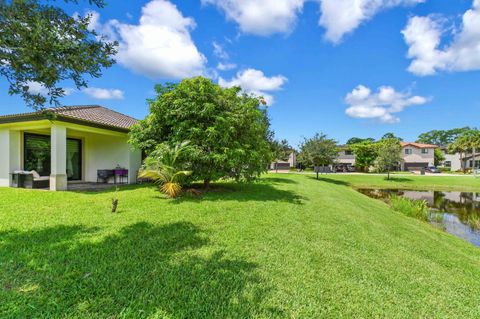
[345,85,429,123]
[203,0,423,42]
[88,0,206,79]
[202,0,304,36]
[83,87,124,100]
[402,0,480,75]
[219,68,287,105]
[212,41,229,59]
[319,0,424,43]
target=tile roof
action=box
[401,142,438,149]
[0,105,138,132]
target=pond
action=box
[358,189,480,247]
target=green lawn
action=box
[302,173,480,191]
[1,174,480,318]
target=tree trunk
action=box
[204,179,211,189]
[387,170,390,180]
[474,148,477,177]
[111,199,118,213]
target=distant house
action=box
[440,147,463,171]
[270,152,296,170]
[400,142,437,171]
[337,147,355,166]
[0,105,142,191]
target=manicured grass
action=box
[1,174,480,318]
[304,173,480,191]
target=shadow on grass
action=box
[307,175,351,186]
[383,177,414,182]
[174,182,305,205]
[0,222,279,318]
[260,177,298,184]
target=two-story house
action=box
[400,142,437,171]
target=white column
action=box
[0,129,21,187]
[50,125,67,191]
[128,147,142,184]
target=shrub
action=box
[390,195,429,221]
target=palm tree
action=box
[450,130,480,175]
[138,141,192,198]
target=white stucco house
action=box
[337,147,356,166]
[0,105,142,191]
[270,152,297,170]
[399,142,437,171]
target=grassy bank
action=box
[303,173,480,191]
[1,174,480,318]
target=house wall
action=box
[337,150,356,165]
[442,152,462,171]
[401,146,435,169]
[83,133,141,183]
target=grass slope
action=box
[1,174,480,318]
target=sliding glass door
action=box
[24,133,82,180]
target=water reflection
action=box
[358,189,480,247]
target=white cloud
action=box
[219,68,287,105]
[89,0,206,79]
[83,87,124,100]
[319,0,425,43]
[26,81,74,96]
[217,62,237,71]
[212,41,229,59]
[345,85,429,123]
[402,0,480,75]
[202,0,304,36]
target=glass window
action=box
[345,150,353,155]
[405,149,412,155]
[24,133,51,176]
[421,149,429,154]
[445,161,451,168]
[66,139,82,180]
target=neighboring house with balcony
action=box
[0,105,142,191]
[337,146,356,166]
[400,142,437,171]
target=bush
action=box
[390,195,429,221]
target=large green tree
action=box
[375,138,402,180]
[417,127,471,146]
[129,77,273,187]
[0,0,117,109]
[350,141,378,172]
[346,137,375,145]
[452,130,480,176]
[298,133,338,169]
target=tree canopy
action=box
[381,133,403,141]
[375,138,402,179]
[346,137,375,145]
[350,141,378,172]
[298,133,338,167]
[417,127,471,146]
[129,77,273,186]
[0,0,117,109]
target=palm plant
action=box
[450,130,480,175]
[138,141,192,198]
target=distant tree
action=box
[346,137,375,145]
[434,148,446,166]
[0,0,117,109]
[417,127,471,146]
[129,77,273,187]
[375,138,402,180]
[452,130,480,176]
[270,139,292,172]
[350,141,378,172]
[381,133,403,141]
[298,133,338,170]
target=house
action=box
[0,105,142,191]
[337,146,355,166]
[439,147,463,171]
[270,152,296,170]
[400,142,437,171]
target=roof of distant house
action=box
[400,142,438,149]
[0,105,138,132]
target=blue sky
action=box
[1,0,479,146]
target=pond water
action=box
[358,189,480,247]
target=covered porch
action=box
[0,120,142,191]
